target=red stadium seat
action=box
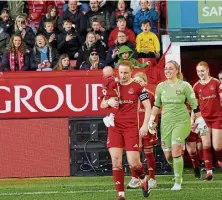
[70,60,77,68]
[28,0,46,22]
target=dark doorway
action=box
[181,45,222,85]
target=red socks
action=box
[145,152,156,179]
[190,153,199,169]
[198,148,204,163]
[134,165,146,180]
[130,167,139,179]
[203,149,213,170]
[113,168,124,193]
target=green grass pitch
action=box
[0,171,221,200]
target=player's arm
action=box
[100,98,119,109]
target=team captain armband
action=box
[193,106,200,113]
[139,91,149,101]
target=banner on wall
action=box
[198,0,222,23]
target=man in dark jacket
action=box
[58,0,87,44]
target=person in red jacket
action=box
[108,16,135,47]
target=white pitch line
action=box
[0,188,222,196]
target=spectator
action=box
[90,17,108,49]
[80,48,105,70]
[30,34,59,71]
[58,0,87,44]
[108,16,135,47]
[0,8,14,36]
[8,0,26,20]
[105,30,137,67]
[14,15,36,50]
[1,34,30,72]
[38,5,59,34]
[117,45,147,68]
[77,31,105,68]
[134,0,159,35]
[136,20,160,58]
[110,0,134,30]
[0,27,10,60]
[53,54,72,70]
[86,0,110,32]
[42,20,58,49]
[57,18,80,59]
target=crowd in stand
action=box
[0,0,161,72]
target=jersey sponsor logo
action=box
[176,89,181,94]
[128,88,134,94]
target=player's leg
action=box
[186,141,201,178]
[171,122,191,191]
[212,124,222,168]
[196,137,204,169]
[201,129,213,181]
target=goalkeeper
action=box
[148,60,208,191]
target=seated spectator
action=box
[136,20,160,58]
[57,18,80,59]
[134,0,159,35]
[58,0,87,44]
[90,17,108,49]
[105,30,137,67]
[0,8,14,36]
[1,34,30,72]
[30,34,59,71]
[14,15,36,50]
[0,27,10,61]
[110,0,134,30]
[86,0,110,32]
[80,48,105,70]
[42,20,58,49]
[53,54,72,70]
[117,45,147,68]
[108,16,135,47]
[77,31,105,68]
[38,5,59,34]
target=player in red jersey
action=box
[127,72,158,189]
[193,61,222,181]
[101,61,152,200]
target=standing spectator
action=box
[0,27,10,61]
[108,16,135,47]
[0,8,14,36]
[77,32,105,68]
[80,48,105,70]
[86,0,110,32]
[193,61,222,180]
[38,5,59,34]
[105,30,137,67]
[110,0,134,30]
[53,54,72,70]
[136,20,160,58]
[30,34,59,71]
[134,0,159,35]
[1,34,30,72]
[57,18,80,59]
[14,15,36,50]
[58,0,87,44]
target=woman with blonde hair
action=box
[14,15,35,50]
[53,54,71,70]
[148,60,207,191]
[193,61,222,181]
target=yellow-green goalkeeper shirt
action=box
[154,80,198,124]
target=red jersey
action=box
[193,78,222,121]
[116,81,148,120]
[102,76,118,99]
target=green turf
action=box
[0,172,221,200]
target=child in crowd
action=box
[117,45,148,68]
[102,66,119,127]
[53,54,71,70]
[136,20,160,58]
[42,20,57,49]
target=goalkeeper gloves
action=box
[148,115,156,135]
[194,117,208,136]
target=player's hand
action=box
[195,117,209,136]
[107,98,119,108]
[139,125,148,137]
[148,115,156,134]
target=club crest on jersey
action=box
[128,88,134,94]
[176,89,181,94]
[210,85,215,90]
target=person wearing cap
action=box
[80,48,105,70]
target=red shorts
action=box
[107,118,140,151]
[142,133,158,147]
[186,132,198,142]
[205,119,222,129]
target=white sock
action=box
[207,170,213,174]
[118,192,125,197]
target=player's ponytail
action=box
[166,60,183,80]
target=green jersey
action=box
[154,80,198,124]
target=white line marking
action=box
[0,188,221,196]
